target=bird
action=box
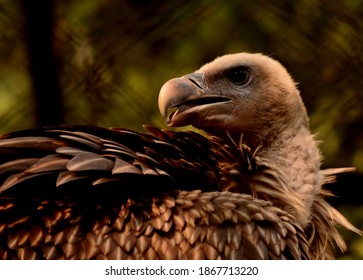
[0,52,360,260]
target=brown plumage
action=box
[0,53,360,259]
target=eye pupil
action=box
[227,67,249,85]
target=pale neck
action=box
[256,123,323,223]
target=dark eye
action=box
[227,66,250,85]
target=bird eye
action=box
[227,67,250,85]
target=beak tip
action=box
[158,77,193,119]
[158,79,178,119]
[158,76,202,126]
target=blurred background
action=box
[0,0,362,258]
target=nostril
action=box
[188,78,203,89]
[185,73,204,90]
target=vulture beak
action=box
[158,73,230,127]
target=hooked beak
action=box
[158,73,230,127]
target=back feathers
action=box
[0,125,359,259]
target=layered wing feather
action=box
[0,125,352,259]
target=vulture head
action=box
[159,53,308,149]
[159,53,322,226]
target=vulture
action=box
[0,52,360,260]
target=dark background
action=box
[0,0,362,258]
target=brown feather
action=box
[67,152,114,171]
